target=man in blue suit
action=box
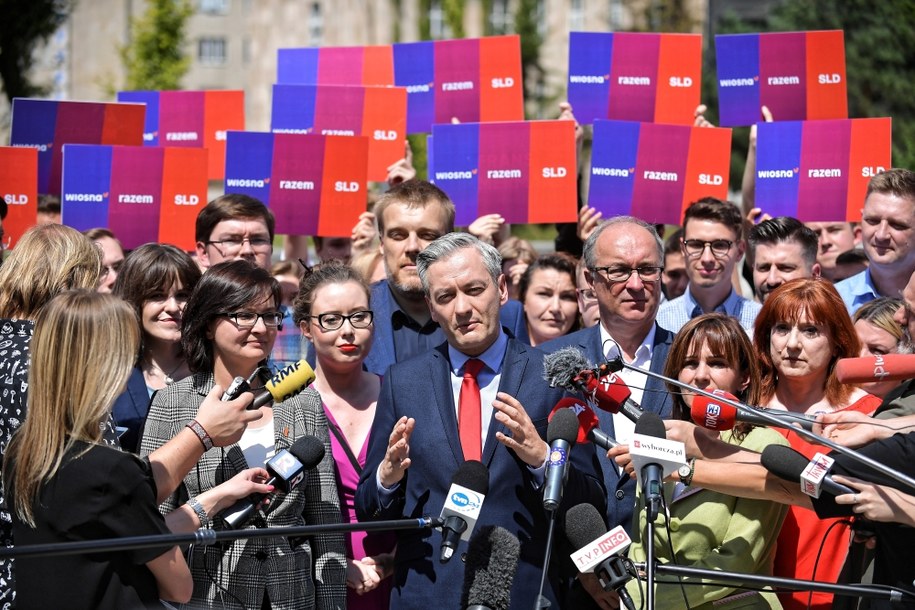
[361,180,527,376]
[356,233,605,610]
[540,217,674,605]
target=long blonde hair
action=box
[0,224,102,319]
[4,290,139,526]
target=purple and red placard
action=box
[755,118,891,222]
[0,147,39,248]
[116,90,244,180]
[10,98,145,196]
[224,131,368,237]
[276,36,524,134]
[271,84,406,182]
[715,30,847,127]
[588,120,732,225]
[567,32,702,126]
[61,144,208,250]
[430,120,577,225]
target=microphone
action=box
[630,412,672,522]
[440,460,490,563]
[836,354,915,384]
[549,397,619,450]
[565,503,636,610]
[217,435,325,528]
[543,347,643,423]
[460,525,520,610]
[691,390,816,432]
[761,444,854,498]
[543,408,579,512]
[220,359,317,408]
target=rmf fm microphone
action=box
[222,360,317,409]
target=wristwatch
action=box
[678,458,696,486]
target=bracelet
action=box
[186,497,211,528]
[186,419,213,451]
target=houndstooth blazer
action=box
[139,372,346,610]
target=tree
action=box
[120,0,194,91]
[0,0,72,104]
[514,0,546,118]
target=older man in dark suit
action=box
[355,233,605,610]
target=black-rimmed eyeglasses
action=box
[308,311,374,331]
[682,239,734,257]
[219,311,284,328]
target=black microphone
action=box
[564,503,637,610]
[217,435,325,528]
[440,460,490,563]
[460,525,520,610]
[543,408,579,512]
[633,412,666,522]
[761,444,855,498]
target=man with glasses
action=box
[195,194,275,271]
[658,197,761,334]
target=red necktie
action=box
[459,358,484,461]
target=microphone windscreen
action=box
[266,360,317,401]
[288,435,326,468]
[460,525,520,610]
[835,354,915,383]
[543,347,592,389]
[760,444,810,484]
[690,393,738,431]
[547,408,580,446]
[453,460,490,495]
[634,411,666,439]
[563,503,608,549]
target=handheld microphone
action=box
[440,460,490,563]
[460,526,520,610]
[217,435,325,528]
[543,408,579,512]
[549,397,619,450]
[565,503,636,610]
[543,347,643,423]
[761,444,854,498]
[691,390,817,432]
[631,412,674,522]
[251,360,317,410]
[836,354,915,384]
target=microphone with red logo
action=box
[549,397,619,450]
[565,502,637,610]
[543,347,643,423]
[691,390,817,433]
[836,354,915,384]
[761,444,855,499]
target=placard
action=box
[588,120,732,225]
[117,89,244,179]
[10,98,145,195]
[716,30,847,127]
[224,131,369,237]
[61,144,208,250]
[755,118,891,222]
[431,120,577,225]
[0,146,39,248]
[568,32,702,125]
[271,84,406,182]
[277,45,394,86]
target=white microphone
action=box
[439,460,489,563]
[565,503,636,610]
[630,412,685,521]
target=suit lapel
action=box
[484,340,524,467]
[431,345,465,468]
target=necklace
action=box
[145,358,185,385]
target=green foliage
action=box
[443,0,464,39]
[0,0,71,103]
[120,0,194,91]
[418,0,432,39]
[514,0,546,118]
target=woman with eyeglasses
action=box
[139,260,346,610]
[293,261,394,609]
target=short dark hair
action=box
[747,216,819,267]
[181,260,280,373]
[518,252,578,304]
[292,261,370,326]
[195,194,275,243]
[83,227,118,242]
[682,197,745,240]
[373,179,455,235]
[664,228,684,257]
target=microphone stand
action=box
[607,359,915,494]
[0,516,441,559]
[644,510,657,610]
[534,509,557,610]
[633,561,914,605]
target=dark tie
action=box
[459,358,485,461]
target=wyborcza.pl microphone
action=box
[440,460,490,563]
[460,525,520,610]
[217,435,325,528]
[222,359,317,408]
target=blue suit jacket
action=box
[111,367,152,453]
[355,338,606,610]
[540,324,674,531]
[361,279,529,376]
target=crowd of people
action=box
[0,107,914,610]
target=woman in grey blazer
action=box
[139,260,346,610]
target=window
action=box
[609,0,623,30]
[198,37,227,65]
[490,0,511,34]
[308,2,323,46]
[429,0,451,39]
[570,0,585,31]
[199,0,229,14]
